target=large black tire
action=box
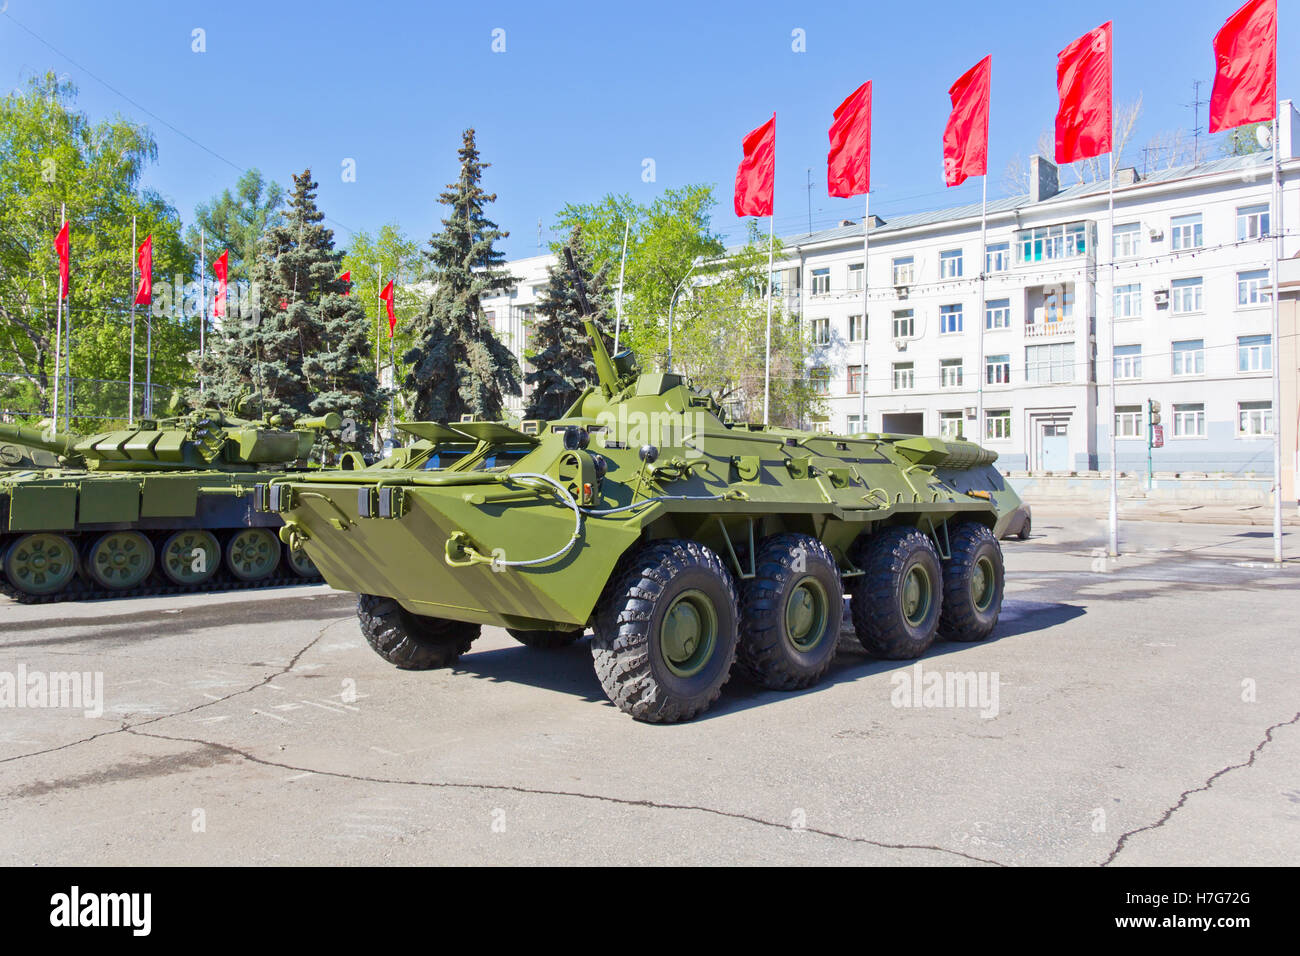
[506,626,585,649]
[736,533,843,690]
[850,527,943,660]
[939,523,1005,642]
[357,594,480,670]
[592,539,738,723]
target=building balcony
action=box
[1024,318,1075,339]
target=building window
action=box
[1237,334,1272,372]
[940,359,963,388]
[810,268,831,295]
[939,411,965,440]
[1173,403,1206,438]
[1113,344,1142,380]
[1113,283,1142,319]
[810,366,831,394]
[1236,203,1270,241]
[985,354,1011,385]
[1171,277,1203,314]
[892,309,914,339]
[1015,222,1089,263]
[847,415,864,433]
[848,314,866,342]
[1172,339,1204,376]
[985,409,1011,441]
[810,317,830,345]
[810,420,832,433]
[892,256,914,286]
[985,242,1011,273]
[1237,401,1273,437]
[1115,405,1143,439]
[985,298,1011,330]
[892,362,914,390]
[1171,213,1203,250]
[1025,343,1074,384]
[939,249,963,278]
[848,262,863,291]
[1237,269,1270,307]
[847,364,866,394]
[939,304,963,334]
[1112,222,1141,258]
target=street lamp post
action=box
[667,260,700,372]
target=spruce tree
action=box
[404,129,520,421]
[523,227,615,419]
[196,170,380,446]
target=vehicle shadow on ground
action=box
[451,598,1086,719]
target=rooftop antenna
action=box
[1184,79,1207,164]
[805,168,813,235]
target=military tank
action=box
[0,401,340,603]
[260,248,1023,722]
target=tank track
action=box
[0,566,323,605]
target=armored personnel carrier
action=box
[0,401,339,602]
[260,249,1022,722]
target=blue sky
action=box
[0,0,1289,258]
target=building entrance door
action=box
[1039,422,1070,471]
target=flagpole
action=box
[1107,152,1119,557]
[375,263,382,450]
[52,224,63,432]
[614,219,629,354]
[763,212,774,425]
[144,242,153,418]
[199,228,206,394]
[129,217,137,425]
[977,175,988,442]
[62,203,72,432]
[1270,114,1282,562]
[858,192,869,430]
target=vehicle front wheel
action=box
[939,523,1004,642]
[592,540,738,723]
[357,594,480,670]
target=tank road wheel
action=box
[592,540,738,723]
[224,528,281,582]
[3,533,78,597]
[506,627,585,649]
[357,594,480,669]
[939,523,1005,643]
[159,530,220,587]
[283,540,318,578]
[850,527,943,660]
[85,531,155,590]
[736,534,843,690]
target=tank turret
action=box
[0,408,341,473]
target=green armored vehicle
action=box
[0,402,340,602]
[260,249,1021,722]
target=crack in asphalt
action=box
[1101,709,1300,866]
[0,617,346,766]
[124,725,1007,866]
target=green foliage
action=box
[404,129,520,422]
[194,170,380,446]
[523,226,614,420]
[1220,122,1268,157]
[184,169,285,284]
[0,74,194,424]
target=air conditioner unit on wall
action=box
[964,407,977,419]
[895,285,909,299]
[893,338,906,351]
[1153,289,1169,307]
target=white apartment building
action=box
[486,102,1298,482]
[481,252,553,417]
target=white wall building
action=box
[487,102,1298,480]
[481,252,553,417]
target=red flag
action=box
[1209,0,1277,133]
[134,235,153,306]
[943,57,991,187]
[827,82,872,198]
[1055,22,1112,164]
[734,115,775,217]
[339,270,351,296]
[278,298,288,310]
[379,279,396,337]
[55,221,70,299]
[212,249,229,317]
